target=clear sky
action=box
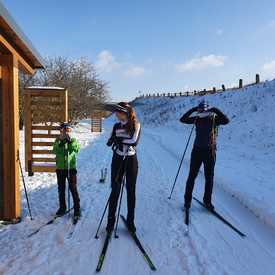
[2,0,275,101]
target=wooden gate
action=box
[91,111,103,132]
[24,87,68,173]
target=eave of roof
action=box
[0,2,44,69]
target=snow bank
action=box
[133,80,275,230]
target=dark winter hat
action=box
[116,102,130,114]
[101,103,128,113]
[60,122,71,130]
[198,100,209,111]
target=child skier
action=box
[106,102,141,234]
[180,100,229,210]
[53,122,81,221]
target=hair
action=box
[118,102,138,134]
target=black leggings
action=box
[56,169,80,210]
[108,153,138,223]
[184,147,216,207]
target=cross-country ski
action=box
[193,197,246,237]
[120,215,157,271]
[27,208,73,238]
[96,233,112,272]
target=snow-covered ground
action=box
[1,114,275,274]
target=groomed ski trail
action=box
[1,121,275,274]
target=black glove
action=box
[209,107,220,114]
[58,135,71,147]
[114,136,124,151]
[64,134,71,144]
[58,137,65,147]
[106,136,114,147]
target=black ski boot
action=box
[73,208,81,224]
[127,218,136,234]
[203,200,215,211]
[56,208,66,217]
[106,216,115,234]
[184,201,191,211]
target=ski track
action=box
[1,121,275,274]
[142,127,275,275]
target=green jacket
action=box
[53,137,80,170]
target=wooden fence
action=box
[136,74,262,99]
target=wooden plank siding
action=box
[24,87,68,173]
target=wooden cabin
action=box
[0,2,44,221]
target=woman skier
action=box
[53,122,81,221]
[180,100,229,210]
[106,102,141,233]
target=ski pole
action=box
[94,193,112,239]
[18,153,33,220]
[168,123,195,199]
[94,155,126,239]
[67,146,71,212]
[114,174,126,238]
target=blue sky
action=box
[2,0,275,101]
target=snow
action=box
[26,86,66,90]
[1,81,275,274]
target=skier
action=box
[53,122,81,220]
[106,102,141,233]
[180,100,229,210]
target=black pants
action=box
[184,147,216,208]
[56,169,80,211]
[107,153,138,227]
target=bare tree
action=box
[19,56,109,126]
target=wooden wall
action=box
[0,78,3,218]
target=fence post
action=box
[239,79,243,88]
[256,74,260,84]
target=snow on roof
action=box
[26,86,66,90]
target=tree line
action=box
[19,56,109,129]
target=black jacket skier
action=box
[180,101,229,210]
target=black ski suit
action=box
[106,121,141,232]
[180,107,229,208]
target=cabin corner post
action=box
[1,54,20,220]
